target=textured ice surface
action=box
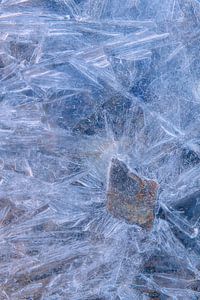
[1,0,200,299]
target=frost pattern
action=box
[0,0,200,299]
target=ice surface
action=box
[0,0,200,299]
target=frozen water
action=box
[0,0,200,299]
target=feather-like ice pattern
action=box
[0,0,200,299]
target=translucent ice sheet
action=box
[1,0,200,299]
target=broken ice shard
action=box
[106,158,158,229]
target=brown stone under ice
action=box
[106,158,159,229]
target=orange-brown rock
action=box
[106,158,158,229]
